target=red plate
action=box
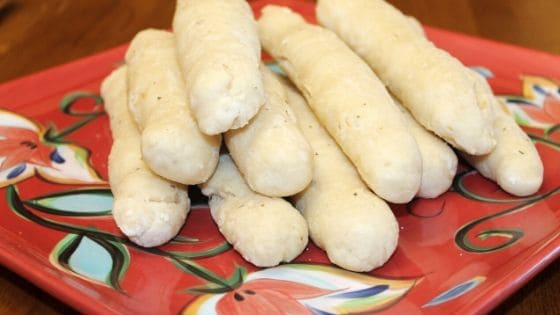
[0,1,559,314]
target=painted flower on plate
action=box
[500,75,560,129]
[0,109,104,187]
[216,278,334,315]
[184,264,417,315]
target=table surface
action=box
[0,0,558,314]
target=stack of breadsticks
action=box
[101,0,543,272]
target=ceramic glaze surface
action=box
[0,1,559,314]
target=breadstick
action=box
[173,0,264,135]
[282,77,398,272]
[200,154,308,267]
[225,65,313,197]
[462,72,543,196]
[392,96,458,198]
[407,15,425,37]
[125,29,220,185]
[258,6,422,203]
[316,0,496,155]
[102,67,189,247]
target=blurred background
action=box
[0,0,559,83]
[0,0,558,314]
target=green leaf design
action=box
[452,170,539,204]
[45,92,105,143]
[544,124,560,137]
[8,185,240,292]
[513,111,531,126]
[170,235,200,244]
[24,188,112,216]
[169,241,231,259]
[224,266,246,288]
[187,283,235,295]
[172,259,231,288]
[43,126,61,143]
[59,92,104,115]
[455,183,560,252]
[7,185,127,244]
[51,234,129,291]
[185,265,246,295]
[453,136,560,253]
[456,226,524,253]
[531,134,560,149]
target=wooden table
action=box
[0,0,558,314]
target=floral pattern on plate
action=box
[0,1,559,314]
[0,97,104,187]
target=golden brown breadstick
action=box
[125,29,220,185]
[225,65,313,197]
[102,66,189,247]
[258,5,422,203]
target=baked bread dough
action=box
[102,66,189,247]
[225,65,313,197]
[200,154,308,267]
[283,77,399,272]
[258,5,422,203]
[125,29,220,185]
[317,0,496,155]
[173,0,265,135]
